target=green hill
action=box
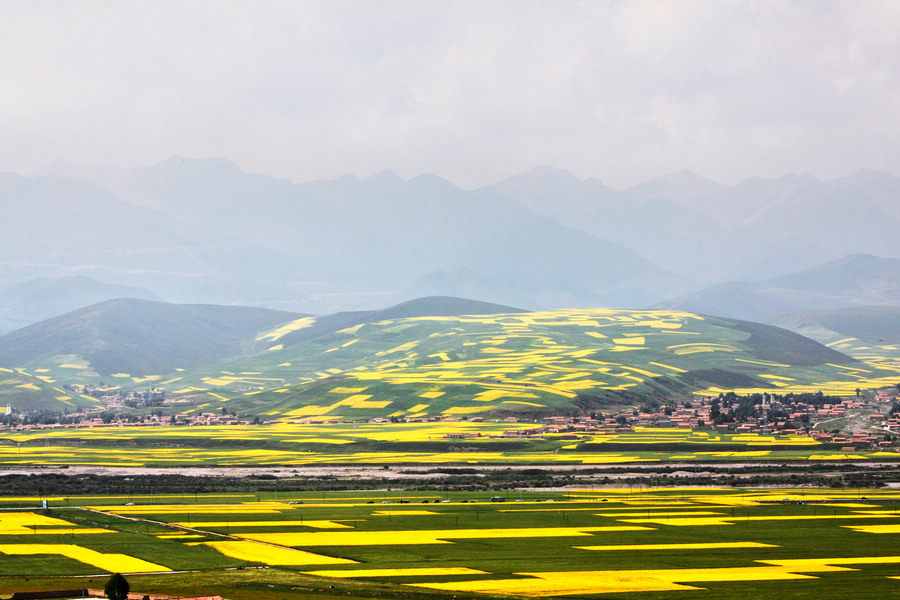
[2,300,897,419]
[0,365,104,412]
[168,307,892,421]
[0,299,304,377]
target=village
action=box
[459,391,900,449]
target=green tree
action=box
[104,572,130,600]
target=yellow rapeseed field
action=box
[202,540,355,566]
[0,512,113,535]
[0,544,170,573]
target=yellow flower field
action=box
[408,564,848,596]
[0,544,169,573]
[0,512,112,535]
[201,540,355,566]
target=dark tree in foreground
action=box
[104,573,130,600]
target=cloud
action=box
[0,0,897,188]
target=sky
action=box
[1,0,898,189]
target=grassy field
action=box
[1,487,899,599]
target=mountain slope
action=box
[0,275,161,334]
[0,299,304,376]
[16,158,900,320]
[654,254,900,322]
[770,306,900,346]
[0,174,320,309]
[93,157,691,309]
[488,168,744,281]
[490,167,900,283]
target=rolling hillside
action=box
[2,297,897,419]
[0,275,161,334]
[0,299,304,377]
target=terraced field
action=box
[2,488,900,599]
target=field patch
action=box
[0,544,170,573]
[202,540,355,566]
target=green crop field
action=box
[1,488,899,599]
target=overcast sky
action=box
[1,0,897,189]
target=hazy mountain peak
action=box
[365,168,404,183]
[776,172,820,184]
[0,171,26,192]
[521,165,581,183]
[623,169,726,200]
[488,166,614,199]
[836,167,899,187]
[805,252,886,272]
[151,155,244,176]
[410,173,459,190]
[845,167,890,179]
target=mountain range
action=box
[1,157,899,334]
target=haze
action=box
[2,0,898,189]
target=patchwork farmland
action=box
[1,488,900,599]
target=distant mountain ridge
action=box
[3,156,896,332]
[2,157,693,322]
[770,305,900,346]
[654,254,900,322]
[0,275,161,334]
[489,166,900,282]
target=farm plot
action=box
[0,509,241,578]
[45,487,900,599]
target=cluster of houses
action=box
[439,394,899,447]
